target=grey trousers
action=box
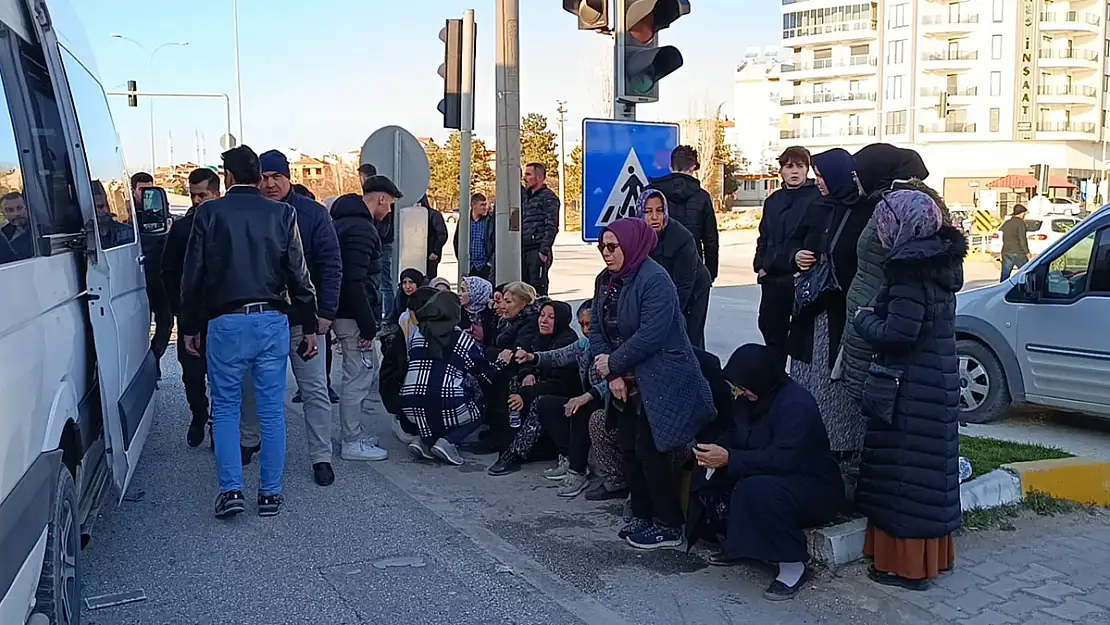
[332,318,389,445]
[241,326,333,464]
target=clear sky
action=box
[74,0,779,171]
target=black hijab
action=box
[534,300,575,351]
[407,286,438,313]
[415,290,462,359]
[722,344,789,418]
[853,143,929,197]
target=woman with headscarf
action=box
[477,281,542,452]
[487,300,581,475]
[853,190,965,590]
[591,218,715,550]
[840,145,947,416]
[400,289,507,466]
[689,344,843,601]
[786,148,873,454]
[637,188,713,349]
[382,287,438,445]
[429,276,452,292]
[389,268,427,325]
[459,275,496,345]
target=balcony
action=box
[919,122,978,134]
[1038,48,1100,71]
[1040,11,1101,34]
[782,20,877,45]
[1037,121,1097,134]
[920,50,978,71]
[780,55,877,79]
[1037,84,1099,105]
[779,127,877,142]
[920,13,979,36]
[919,87,979,97]
[779,91,878,113]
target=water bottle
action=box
[958,456,973,483]
[509,410,522,429]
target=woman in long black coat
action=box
[691,344,843,601]
[853,190,965,590]
[636,189,712,349]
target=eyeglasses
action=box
[597,242,620,254]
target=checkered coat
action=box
[399,328,504,439]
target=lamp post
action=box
[233,0,244,143]
[110,35,188,172]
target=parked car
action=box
[988,215,1081,260]
[955,203,1110,423]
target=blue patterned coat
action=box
[589,258,715,452]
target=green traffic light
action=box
[628,74,655,96]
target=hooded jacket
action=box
[755,180,822,277]
[853,225,967,539]
[647,172,719,280]
[331,194,382,339]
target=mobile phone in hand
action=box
[297,339,309,359]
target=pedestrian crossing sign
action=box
[581,118,680,242]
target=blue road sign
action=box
[581,118,680,242]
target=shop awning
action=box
[985,174,1076,189]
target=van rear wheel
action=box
[32,466,80,625]
[957,339,1011,424]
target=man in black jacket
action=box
[452,192,495,280]
[422,195,448,278]
[754,147,821,369]
[521,163,560,295]
[180,145,317,519]
[648,145,720,282]
[361,163,396,318]
[133,172,173,377]
[330,177,402,466]
[162,167,222,447]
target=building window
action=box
[850,44,870,57]
[888,3,908,28]
[783,4,877,39]
[885,75,904,99]
[885,110,907,134]
[887,39,906,64]
[993,0,1004,22]
[992,35,1003,60]
[990,71,1002,96]
[990,108,1000,132]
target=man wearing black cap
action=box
[239,150,342,487]
[329,175,403,463]
[360,163,395,319]
[180,145,316,518]
[1000,204,1031,281]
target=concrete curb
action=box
[806,517,868,568]
[1005,457,1110,506]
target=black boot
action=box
[487,452,521,476]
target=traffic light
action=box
[563,0,609,31]
[127,80,138,107]
[617,0,689,103]
[438,19,463,130]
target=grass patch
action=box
[962,491,1099,532]
[960,435,1072,479]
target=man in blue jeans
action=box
[180,145,317,519]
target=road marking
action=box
[371,464,636,625]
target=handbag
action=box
[861,361,902,425]
[793,210,852,316]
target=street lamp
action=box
[110,34,188,172]
[233,0,244,144]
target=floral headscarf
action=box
[462,276,492,315]
[875,189,943,250]
[634,188,668,226]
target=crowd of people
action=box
[153,139,964,602]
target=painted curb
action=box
[1004,457,1110,506]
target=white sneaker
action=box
[341,439,389,462]
[392,419,418,445]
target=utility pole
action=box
[232,0,245,142]
[556,100,567,231]
[495,0,522,283]
[457,8,477,285]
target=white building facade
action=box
[769,0,1110,193]
[731,50,785,173]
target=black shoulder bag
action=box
[793,210,852,316]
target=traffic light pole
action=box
[457,8,476,285]
[612,0,635,121]
[495,0,522,283]
[108,91,234,156]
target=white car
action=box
[989,215,1081,259]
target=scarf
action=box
[875,190,943,251]
[812,148,863,204]
[634,188,668,226]
[722,344,789,419]
[462,276,492,316]
[534,300,574,352]
[602,218,658,281]
[415,290,462,360]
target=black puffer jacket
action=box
[754,180,821,277]
[331,194,382,339]
[520,185,559,255]
[647,173,719,280]
[650,219,711,314]
[852,225,966,540]
[841,145,931,398]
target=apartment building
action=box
[773,0,1110,192]
[730,49,785,173]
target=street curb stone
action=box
[806,517,868,567]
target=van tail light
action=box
[1030,234,1048,241]
[992,233,1000,239]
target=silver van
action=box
[0,1,165,624]
[955,204,1110,423]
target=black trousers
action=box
[539,397,597,474]
[148,279,173,362]
[617,404,684,528]
[684,287,710,350]
[176,329,208,427]
[758,277,794,371]
[522,249,549,296]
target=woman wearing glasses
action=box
[590,218,715,550]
